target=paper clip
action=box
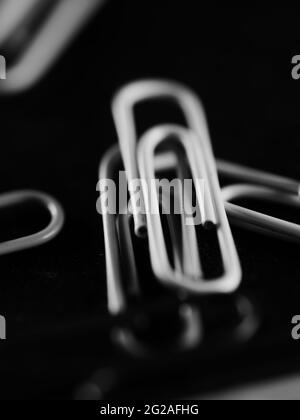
[112,80,241,295]
[0,190,64,255]
[0,0,107,94]
[218,160,300,197]
[218,160,300,242]
[98,145,203,357]
[149,146,300,198]
[157,154,300,241]
[146,142,300,243]
[98,145,260,358]
[0,0,46,45]
[222,183,300,243]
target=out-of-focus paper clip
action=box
[0,190,64,255]
[218,160,300,197]
[219,161,300,241]
[0,0,107,94]
[151,148,300,198]
[112,80,241,295]
[222,184,300,242]
[98,145,203,357]
[98,146,259,358]
[0,0,46,45]
[158,154,300,241]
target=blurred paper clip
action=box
[218,160,300,197]
[218,159,300,242]
[99,145,203,357]
[149,142,300,242]
[222,183,300,243]
[97,80,263,361]
[98,145,258,358]
[112,80,242,295]
[0,190,64,255]
[0,0,107,94]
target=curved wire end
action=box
[0,190,65,256]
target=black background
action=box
[0,2,300,399]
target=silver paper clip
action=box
[98,145,259,358]
[98,145,203,357]
[148,143,300,242]
[0,190,64,255]
[218,160,300,197]
[0,0,107,94]
[218,160,300,242]
[222,183,300,243]
[112,80,241,295]
[148,145,300,198]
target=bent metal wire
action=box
[218,160,300,197]
[112,79,242,295]
[156,153,300,199]
[113,79,300,244]
[98,145,259,358]
[219,163,300,242]
[137,124,241,294]
[0,190,64,255]
[153,147,300,242]
[222,184,300,243]
[112,79,217,237]
[98,144,203,357]
[0,0,107,94]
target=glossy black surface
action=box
[0,2,300,399]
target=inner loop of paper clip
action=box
[143,131,223,281]
[0,190,64,255]
[222,184,300,243]
[137,124,241,295]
